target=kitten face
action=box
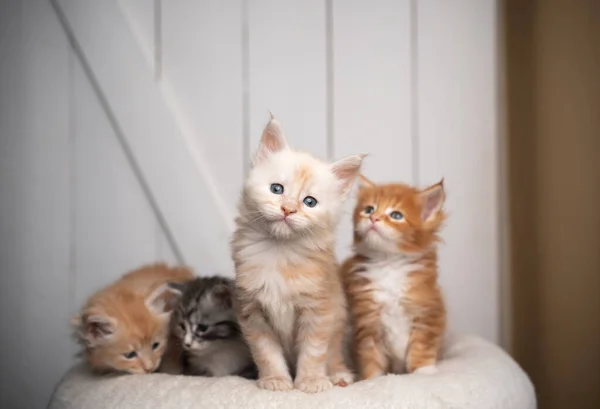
[170,278,238,353]
[354,178,446,254]
[244,116,364,239]
[75,285,178,374]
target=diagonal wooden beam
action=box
[52,0,234,275]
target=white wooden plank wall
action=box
[417,0,499,345]
[332,0,413,259]
[0,1,498,408]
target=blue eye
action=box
[270,183,284,194]
[303,196,317,208]
[364,206,375,214]
[123,351,137,359]
[390,211,404,220]
[152,342,160,350]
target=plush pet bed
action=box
[48,334,535,409]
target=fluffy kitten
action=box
[72,263,193,374]
[231,114,364,393]
[160,277,256,378]
[341,176,447,379]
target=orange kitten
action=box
[72,263,194,374]
[341,176,447,379]
[231,115,364,392]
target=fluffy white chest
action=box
[239,242,304,353]
[361,259,419,367]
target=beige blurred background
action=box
[504,1,600,408]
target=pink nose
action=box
[369,215,380,223]
[142,359,154,373]
[281,206,297,217]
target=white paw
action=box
[414,365,438,375]
[295,376,333,393]
[257,376,294,391]
[330,371,354,387]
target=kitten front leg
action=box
[239,303,293,391]
[327,310,354,387]
[406,314,445,374]
[355,335,387,380]
[350,292,387,380]
[295,306,333,393]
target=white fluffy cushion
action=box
[48,334,535,409]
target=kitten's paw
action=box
[414,364,438,375]
[295,376,333,393]
[330,371,354,387]
[257,376,294,391]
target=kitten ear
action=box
[211,283,233,309]
[357,174,375,189]
[330,154,367,196]
[146,284,182,315]
[166,281,186,297]
[418,179,446,222]
[253,112,289,165]
[74,313,116,345]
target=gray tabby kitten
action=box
[166,276,256,378]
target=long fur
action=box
[231,115,364,393]
[341,178,447,380]
[159,277,256,378]
[71,263,194,374]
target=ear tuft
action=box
[419,179,446,222]
[330,154,367,196]
[253,113,289,165]
[166,282,186,297]
[146,284,182,315]
[75,313,116,345]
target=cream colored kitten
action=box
[231,114,364,393]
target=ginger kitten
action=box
[231,114,364,393]
[72,263,193,374]
[341,176,447,380]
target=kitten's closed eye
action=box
[123,351,137,359]
[205,321,240,340]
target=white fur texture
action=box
[49,334,536,409]
[244,149,351,239]
[357,254,421,372]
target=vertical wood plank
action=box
[332,0,412,259]
[248,0,328,158]
[0,1,72,407]
[72,56,158,308]
[162,0,244,213]
[417,0,499,342]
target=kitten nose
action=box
[141,358,153,373]
[281,206,297,217]
[370,215,380,223]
